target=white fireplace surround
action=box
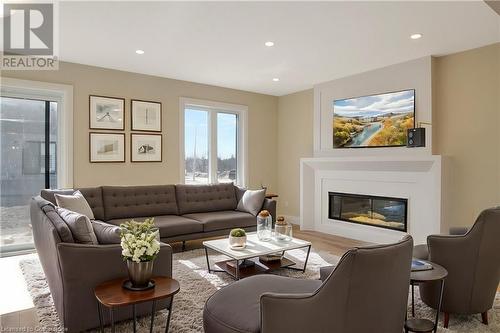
[300,156,442,245]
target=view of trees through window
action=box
[184,108,238,184]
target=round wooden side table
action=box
[405,261,448,333]
[94,276,180,333]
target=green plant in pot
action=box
[120,218,160,288]
[229,228,247,249]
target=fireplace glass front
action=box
[328,192,407,232]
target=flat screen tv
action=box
[333,89,415,148]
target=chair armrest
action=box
[260,292,317,333]
[319,265,336,282]
[449,226,469,235]
[413,244,429,260]
[262,198,277,224]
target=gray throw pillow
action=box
[92,220,121,244]
[42,204,75,243]
[57,207,98,244]
[55,190,95,220]
[236,189,266,216]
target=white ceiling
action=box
[57,1,500,96]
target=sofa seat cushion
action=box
[204,275,321,333]
[107,215,203,238]
[183,210,256,232]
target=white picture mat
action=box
[90,96,124,129]
[131,134,162,161]
[132,100,161,131]
[90,133,125,162]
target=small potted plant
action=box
[120,218,160,288]
[229,228,247,249]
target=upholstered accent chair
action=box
[203,235,413,333]
[413,207,500,328]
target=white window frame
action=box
[179,97,248,187]
[1,78,74,188]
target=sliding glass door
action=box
[0,96,58,253]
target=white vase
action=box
[229,235,247,249]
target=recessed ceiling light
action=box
[410,33,422,40]
[272,78,280,82]
[265,41,275,47]
[135,49,145,54]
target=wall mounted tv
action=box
[333,89,415,148]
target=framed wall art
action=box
[89,132,125,163]
[131,133,162,162]
[131,99,162,132]
[89,95,125,130]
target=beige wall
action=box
[276,89,314,217]
[275,43,500,231]
[2,62,278,190]
[433,43,500,229]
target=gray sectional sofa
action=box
[31,183,276,332]
[39,183,276,243]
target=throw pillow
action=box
[55,190,95,220]
[42,204,75,243]
[57,207,98,244]
[92,220,121,244]
[236,189,266,216]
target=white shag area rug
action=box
[20,248,499,332]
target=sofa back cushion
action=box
[102,185,178,220]
[40,187,105,220]
[176,183,237,215]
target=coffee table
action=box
[203,232,312,280]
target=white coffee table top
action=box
[203,232,311,260]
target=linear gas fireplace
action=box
[328,192,407,232]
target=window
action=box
[1,78,73,254]
[181,98,247,186]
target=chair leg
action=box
[443,312,449,328]
[481,311,488,325]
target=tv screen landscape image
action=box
[333,89,415,148]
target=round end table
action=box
[94,276,180,333]
[405,261,448,333]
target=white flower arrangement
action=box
[120,218,161,263]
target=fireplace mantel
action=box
[300,155,442,245]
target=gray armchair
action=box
[412,207,500,328]
[31,197,173,332]
[203,235,413,333]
